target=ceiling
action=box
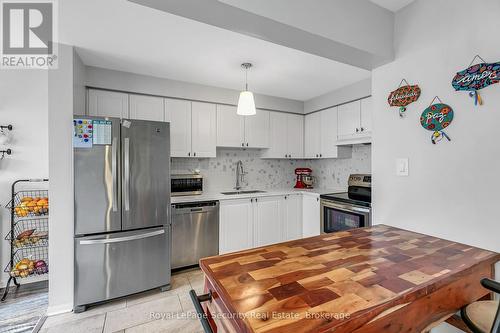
[60,0,371,101]
[369,0,415,12]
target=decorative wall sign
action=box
[388,79,421,117]
[420,96,453,144]
[452,55,500,106]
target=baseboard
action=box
[46,303,73,316]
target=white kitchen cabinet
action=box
[304,112,321,158]
[165,98,191,157]
[216,106,269,149]
[283,194,302,241]
[219,198,254,254]
[304,108,351,159]
[191,102,217,158]
[129,94,164,121]
[262,112,289,159]
[87,89,129,118]
[302,193,320,237]
[337,97,372,143]
[360,96,372,134]
[216,105,245,147]
[287,114,304,159]
[338,101,361,139]
[263,112,304,159]
[254,196,284,247]
[244,110,270,148]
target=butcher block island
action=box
[193,225,500,333]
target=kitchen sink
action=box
[221,190,266,195]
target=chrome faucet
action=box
[235,160,246,190]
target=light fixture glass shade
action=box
[237,91,256,115]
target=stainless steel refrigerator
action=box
[73,116,171,312]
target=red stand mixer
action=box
[294,168,314,189]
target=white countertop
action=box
[170,187,346,204]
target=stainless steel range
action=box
[320,174,371,233]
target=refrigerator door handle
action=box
[124,137,130,211]
[111,137,118,212]
[79,229,165,245]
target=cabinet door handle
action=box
[319,154,322,157]
[285,154,287,158]
[360,127,364,132]
[255,198,258,202]
[246,143,249,147]
[188,152,191,156]
[284,196,287,200]
[356,128,359,133]
[193,152,196,157]
[242,143,244,147]
[251,198,253,203]
[317,197,319,201]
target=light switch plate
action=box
[396,158,409,176]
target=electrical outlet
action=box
[396,158,409,176]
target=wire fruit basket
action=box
[4,218,48,249]
[1,179,49,302]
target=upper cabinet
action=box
[165,99,192,157]
[191,102,217,158]
[216,106,269,148]
[337,97,372,144]
[129,94,164,121]
[304,112,321,158]
[244,110,270,148]
[166,99,217,158]
[216,105,245,147]
[304,107,351,159]
[87,89,129,118]
[263,112,303,159]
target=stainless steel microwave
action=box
[171,174,203,196]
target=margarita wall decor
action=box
[388,79,421,117]
[452,55,500,106]
[420,96,453,145]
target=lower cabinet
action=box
[283,194,303,241]
[219,194,309,254]
[254,196,283,247]
[219,198,254,254]
[302,193,321,237]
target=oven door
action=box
[320,199,371,233]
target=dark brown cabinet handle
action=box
[188,152,191,156]
[319,154,322,157]
[246,143,249,147]
[241,143,244,147]
[361,127,364,132]
[193,152,196,157]
[356,128,359,133]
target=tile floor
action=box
[39,268,204,333]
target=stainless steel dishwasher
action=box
[171,201,219,269]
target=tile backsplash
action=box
[171,145,371,192]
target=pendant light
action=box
[237,63,256,116]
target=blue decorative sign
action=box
[452,56,500,106]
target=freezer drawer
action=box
[74,227,171,307]
[172,201,219,269]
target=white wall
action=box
[47,44,76,314]
[0,70,48,287]
[304,78,371,113]
[85,66,304,114]
[371,1,500,331]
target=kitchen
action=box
[1,1,499,333]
